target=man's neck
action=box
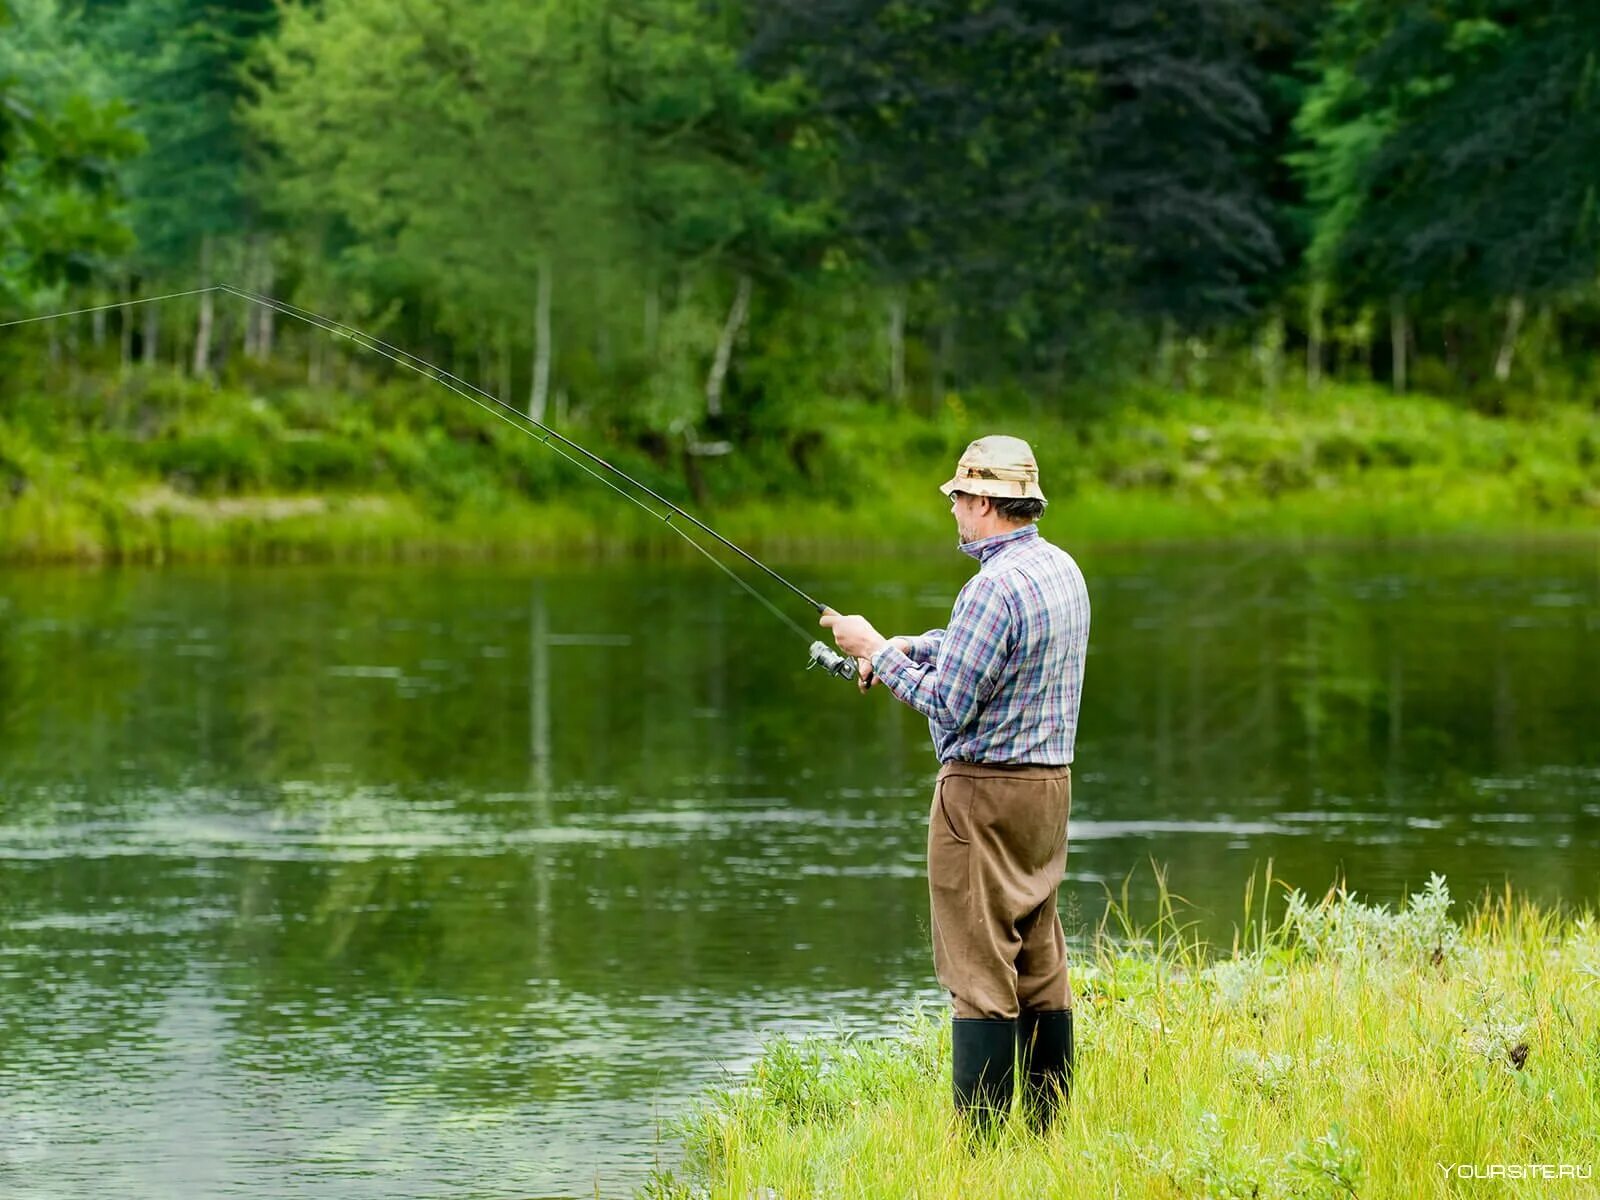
[961,521,1037,561]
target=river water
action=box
[1,541,1596,1196]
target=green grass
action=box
[642,868,1600,1200]
[0,368,1596,562]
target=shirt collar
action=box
[960,522,1038,563]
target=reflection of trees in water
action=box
[1084,548,1597,813]
[1,550,1597,1087]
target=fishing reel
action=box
[807,641,862,684]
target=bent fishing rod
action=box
[0,284,862,684]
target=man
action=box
[820,434,1090,1139]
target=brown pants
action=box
[928,761,1073,1019]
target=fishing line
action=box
[0,285,222,329]
[215,284,827,615]
[0,284,827,645]
[216,286,818,642]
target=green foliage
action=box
[752,0,1283,369]
[95,0,276,264]
[0,367,1593,563]
[651,872,1596,1199]
[1302,2,1600,310]
[1283,870,1463,967]
[6,0,1600,498]
[0,0,139,300]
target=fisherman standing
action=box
[820,435,1090,1138]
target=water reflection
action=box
[0,542,1596,1196]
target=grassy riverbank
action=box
[643,872,1600,1200]
[1,369,1597,562]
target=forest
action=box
[1,0,1597,555]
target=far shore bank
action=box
[1,488,1598,567]
[2,373,1595,565]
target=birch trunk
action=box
[192,236,214,377]
[257,241,275,362]
[498,322,512,401]
[243,238,259,360]
[1258,313,1284,408]
[92,300,106,350]
[529,257,552,422]
[119,277,133,372]
[1494,294,1525,383]
[887,291,906,403]
[1389,294,1407,394]
[142,302,159,367]
[1157,317,1178,387]
[931,319,952,412]
[1306,284,1325,389]
[705,273,751,419]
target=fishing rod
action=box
[0,284,862,685]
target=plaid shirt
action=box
[871,523,1089,765]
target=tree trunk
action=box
[119,277,133,372]
[1306,284,1325,389]
[1157,317,1178,387]
[192,236,214,377]
[498,322,512,401]
[243,238,259,360]
[1389,294,1407,393]
[681,440,708,506]
[705,273,751,419]
[66,313,80,382]
[644,286,659,358]
[887,290,906,403]
[529,257,552,422]
[1494,294,1525,383]
[1257,312,1284,408]
[930,319,953,414]
[92,298,107,350]
[596,303,612,371]
[257,240,275,362]
[142,301,160,367]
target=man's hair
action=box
[992,496,1045,523]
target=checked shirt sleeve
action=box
[872,576,1014,731]
[896,628,946,664]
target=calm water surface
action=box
[1,541,1597,1196]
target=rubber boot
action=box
[951,1016,1016,1141]
[1016,1008,1073,1134]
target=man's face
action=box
[950,490,985,544]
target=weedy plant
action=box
[643,864,1600,1199]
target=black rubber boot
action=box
[1016,1008,1073,1134]
[951,1016,1016,1141]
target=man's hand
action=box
[819,609,888,661]
[854,637,910,693]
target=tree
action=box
[1297,1,1600,383]
[0,0,139,306]
[254,0,829,436]
[93,0,278,367]
[751,0,1283,374]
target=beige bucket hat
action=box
[939,435,1047,502]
